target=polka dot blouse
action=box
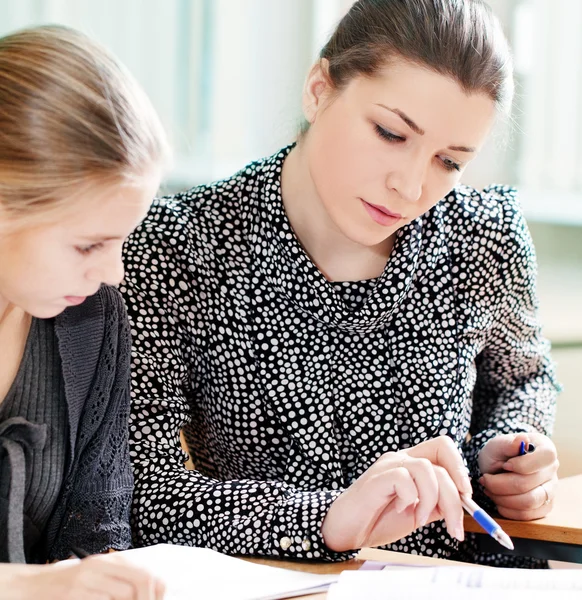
[121,145,559,563]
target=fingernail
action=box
[455,525,464,542]
[417,513,429,528]
[478,476,485,486]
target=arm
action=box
[461,188,560,510]
[50,287,134,560]
[121,203,348,560]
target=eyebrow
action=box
[375,103,476,153]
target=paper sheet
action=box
[120,544,337,600]
[327,566,582,600]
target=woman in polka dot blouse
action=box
[121,0,560,566]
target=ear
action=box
[302,59,333,124]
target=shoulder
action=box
[438,183,520,231]
[129,152,276,243]
[436,183,534,265]
[54,287,131,425]
[124,149,287,279]
[56,286,129,358]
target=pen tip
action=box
[495,530,514,551]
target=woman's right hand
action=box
[321,436,472,552]
[3,553,165,600]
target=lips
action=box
[64,296,87,306]
[360,199,402,227]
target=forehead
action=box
[343,59,496,147]
[0,175,159,244]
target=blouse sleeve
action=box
[462,187,561,481]
[121,200,352,561]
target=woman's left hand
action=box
[477,432,559,520]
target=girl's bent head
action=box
[0,25,169,224]
[0,26,169,317]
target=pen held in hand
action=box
[70,546,91,559]
[461,494,514,550]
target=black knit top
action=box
[0,286,134,563]
[0,317,67,563]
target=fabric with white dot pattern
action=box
[121,146,559,564]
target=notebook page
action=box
[120,544,338,600]
[327,567,582,600]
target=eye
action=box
[374,124,405,143]
[75,242,104,256]
[439,156,462,172]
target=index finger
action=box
[90,556,159,600]
[156,577,167,600]
[405,436,472,495]
[503,445,558,475]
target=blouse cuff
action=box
[269,487,356,562]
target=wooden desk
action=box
[247,547,469,600]
[464,474,582,562]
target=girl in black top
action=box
[123,0,560,566]
[0,26,167,598]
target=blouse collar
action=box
[253,145,425,333]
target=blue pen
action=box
[461,495,514,550]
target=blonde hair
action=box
[0,25,169,224]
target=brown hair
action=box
[0,25,169,223]
[319,0,513,112]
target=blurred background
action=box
[1,0,580,474]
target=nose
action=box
[385,154,425,204]
[86,250,125,287]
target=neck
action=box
[0,294,11,324]
[0,301,26,326]
[281,144,393,282]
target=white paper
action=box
[327,566,582,600]
[120,544,338,600]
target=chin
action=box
[28,304,67,319]
[342,223,395,248]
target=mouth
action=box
[64,295,88,306]
[360,199,403,227]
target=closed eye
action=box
[375,122,462,172]
[439,156,461,172]
[374,124,405,143]
[75,242,105,256]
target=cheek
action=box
[309,113,375,201]
[20,243,78,289]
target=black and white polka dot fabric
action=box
[121,145,559,563]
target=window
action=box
[1,0,580,223]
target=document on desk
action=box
[327,566,582,600]
[120,544,338,600]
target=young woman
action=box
[122,0,560,566]
[0,26,168,598]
